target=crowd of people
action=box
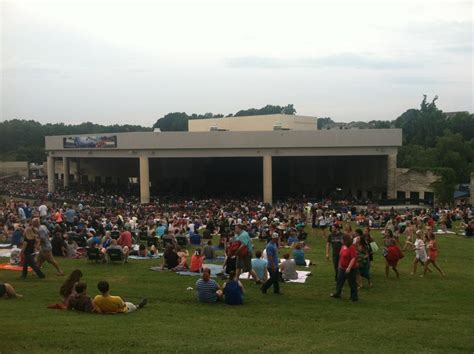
[0,177,473,306]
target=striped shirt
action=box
[195,279,218,303]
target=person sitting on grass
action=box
[223,271,244,305]
[67,282,94,313]
[190,229,201,246]
[93,280,147,314]
[48,269,83,309]
[172,246,189,272]
[292,243,307,266]
[162,245,179,270]
[189,248,205,273]
[280,253,298,281]
[0,283,23,299]
[251,250,268,282]
[203,240,215,260]
[195,268,222,303]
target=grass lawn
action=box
[0,225,473,354]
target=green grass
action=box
[1,226,473,354]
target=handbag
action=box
[369,241,379,253]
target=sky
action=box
[1,0,472,126]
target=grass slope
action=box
[0,226,473,354]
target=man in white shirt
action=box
[38,204,48,219]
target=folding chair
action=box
[86,248,102,263]
[106,248,126,265]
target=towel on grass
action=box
[150,263,223,277]
[434,230,456,234]
[129,255,161,260]
[0,244,11,248]
[0,249,12,258]
[0,263,31,271]
[239,270,311,283]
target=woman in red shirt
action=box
[330,234,359,302]
[421,233,445,277]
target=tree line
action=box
[0,98,472,202]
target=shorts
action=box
[0,283,6,297]
[236,252,252,272]
[416,252,427,263]
[37,250,55,263]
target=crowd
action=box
[0,178,473,306]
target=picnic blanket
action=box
[128,254,162,260]
[434,229,456,235]
[0,263,31,272]
[0,249,12,258]
[239,270,311,283]
[150,263,223,278]
[0,243,11,248]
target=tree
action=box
[430,168,456,205]
[153,112,189,131]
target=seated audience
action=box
[195,268,222,303]
[0,283,23,299]
[67,282,94,313]
[223,271,244,305]
[203,240,215,259]
[280,253,298,281]
[251,250,268,282]
[189,248,205,273]
[93,280,147,314]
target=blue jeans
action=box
[334,267,358,301]
[22,254,45,279]
[261,267,280,294]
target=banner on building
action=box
[63,135,117,148]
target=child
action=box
[408,230,428,275]
[189,248,204,273]
[421,233,445,277]
[384,238,403,278]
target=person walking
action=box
[330,234,358,302]
[21,226,45,279]
[326,225,344,281]
[32,218,64,276]
[261,233,281,295]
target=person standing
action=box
[234,224,259,283]
[21,226,45,279]
[326,225,344,281]
[261,233,281,295]
[33,218,64,276]
[330,234,358,302]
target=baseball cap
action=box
[272,232,279,239]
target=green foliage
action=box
[234,104,296,117]
[317,117,334,129]
[0,120,150,163]
[429,167,457,204]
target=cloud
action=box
[225,53,421,70]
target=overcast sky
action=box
[1,0,472,126]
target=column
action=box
[387,153,397,199]
[63,157,70,187]
[263,155,273,205]
[76,159,81,184]
[47,155,55,192]
[139,156,150,204]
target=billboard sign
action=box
[63,135,117,149]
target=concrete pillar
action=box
[263,155,273,205]
[63,157,70,187]
[76,159,81,184]
[139,156,150,204]
[47,155,55,192]
[387,153,397,199]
